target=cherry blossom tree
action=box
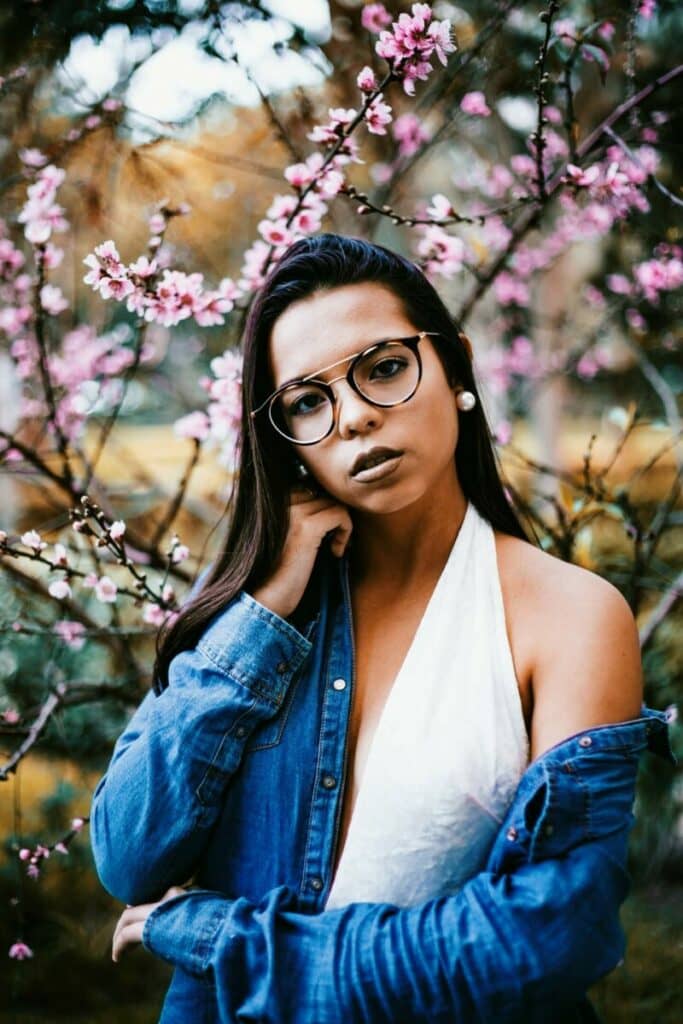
[0,0,680,1005]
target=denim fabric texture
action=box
[90,547,675,1024]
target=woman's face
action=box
[267,282,462,514]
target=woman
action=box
[91,234,673,1023]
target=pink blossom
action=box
[143,603,166,626]
[171,543,190,564]
[554,18,577,40]
[174,410,211,441]
[626,308,646,330]
[597,21,616,41]
[308,107,357,145]
[85,114,101,130]
[53,620,86,650]
[606,274,632,295]
[20,147,47,167]
[510,154,536,179]
[565,163,601,188]
[48,579,72,600]
[638,0,657,19]
[71,817,84,831]
[392,113,430,157]
[148,213,166,235]
[2,708,20,724]
[284,163,315,189]
[416,225,466,278]
[9,941,33,960]
[94,239,124,274]
[103,97,122,111]
[266,195,298,221]
[99,275,135,301]
[40,284,68,315]
[577,353,599,378]
[82,572,98,589]
[460,91,491,117]
[55,842,69,854]
[21,530,46,551]
[425,193,453,220]
[129,255,157,278]
[41,243,64,270]
[361,3,391,33]
[291,209,322,235]
[635,256,683,303]
[364,94,393,135]
[258,219,295,247]
[19,848,31,861]
[109,520,126,540]
[26,864,40,879]
[94,576,117,603]
[356,66,377,92]
[583,285,606,308]
[375,4,455,95]
[493,272,530,306]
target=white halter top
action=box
[325,500,529,910]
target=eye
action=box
[286,389,327,417]
[369,356,409,380]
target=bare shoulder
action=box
[494,531,644,759]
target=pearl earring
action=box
[295,461,310,479]
[456,390,477,412]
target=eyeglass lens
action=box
[271,341,420,444]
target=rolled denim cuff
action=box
[142,891,225,976]
[195,591,313,708]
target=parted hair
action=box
[152,233,531,692]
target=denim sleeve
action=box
[142,722,674,1023]
[90,591,312,906]
[142,831,630,1024]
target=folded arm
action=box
[142,821,632,1024]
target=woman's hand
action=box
[112,886,187,962]
[251,486,353,620]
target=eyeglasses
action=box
[251,331,439,445]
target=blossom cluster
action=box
[83,239,241,328]
[17,164,67,245]
[17,818,83,880]
[175,348,243,471]
[372,3,456,96]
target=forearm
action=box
[90,592,312,905]
[143,835,630,1024]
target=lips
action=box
[350,446,403,477]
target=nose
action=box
[330,377,383,439]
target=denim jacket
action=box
[90,546,675,1024]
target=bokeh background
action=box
[0,2,681,1021]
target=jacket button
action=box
[310,877,323,891]
[332,678,346,690]
[322,774,337,789]
[235,726,247,738]
[506,826,518,841]
[579,736,592,748]
[544,824,554,837]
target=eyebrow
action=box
[276,335,404,390]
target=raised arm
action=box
[90,591,313,905]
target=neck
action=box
[348,468,468,588]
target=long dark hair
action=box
[153,233,532,691]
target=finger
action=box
[112,920,144,962]
[162,886,187,902]
[289,486,323,505]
